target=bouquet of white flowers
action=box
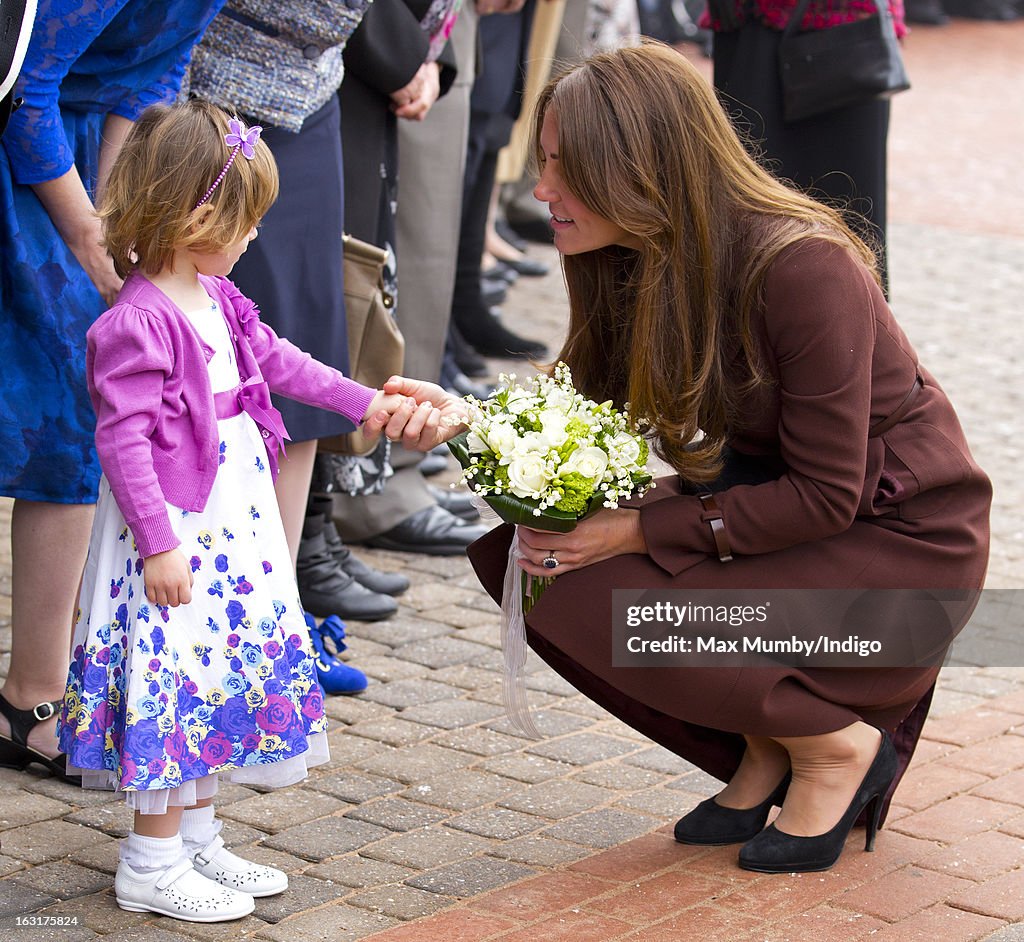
[447,362,653,736]
[449,361,653,530]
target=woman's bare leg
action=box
[771,721,882,836]
[0,499,93,757]
[714,735,791,808]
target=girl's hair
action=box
[99,99,279,278]
[532,41,880,483]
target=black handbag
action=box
[778,0,910,123]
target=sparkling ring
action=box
[542,554,559,570]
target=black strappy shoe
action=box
[0,692,81,784]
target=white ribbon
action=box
[465,492,542,738]
[500,529,543,739]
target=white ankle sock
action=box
[181,804,221,858]
[120,831,185,874]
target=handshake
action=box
[362,375,470,453]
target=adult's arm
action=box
[342,0,430,96]
[640,240,879,574]
[31,167,122,303]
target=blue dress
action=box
[0,0,224,503]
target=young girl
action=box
[56,100,429,922]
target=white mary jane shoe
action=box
[115,859,255,922]
[192,834,288,897]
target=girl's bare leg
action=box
[272,438,318,571]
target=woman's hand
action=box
[517,509,647,577]
[143,548,193,607]
[31,168,122,303]
[391,62,441,122]
[363,376,471,450]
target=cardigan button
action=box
[302,43,321,59]
[262,430,270,439]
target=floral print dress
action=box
[59,295,328,813]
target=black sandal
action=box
[0,692,81,784]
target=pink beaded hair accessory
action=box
[193,118,264,211]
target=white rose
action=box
[506,454,549,497]
[562,446,609,481]
[486,421,518,457]
[544,388,576,412]
[511,430,553,456]
[504,389,535,414]
[537,409,570,447]
[467,429,489,454]
[608,431,642,466]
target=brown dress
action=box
[468,239,991,812]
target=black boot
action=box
[297,512,398,620]
[309,496,410,597]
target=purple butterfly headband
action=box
[193,118,263,211]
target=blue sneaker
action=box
[303,612,367,695]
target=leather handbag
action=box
[318,234,405,456]
[778,0,910,124]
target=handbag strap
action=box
[782,0,883,38]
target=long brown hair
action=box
[533,41,879,482]
[99,99,278,278]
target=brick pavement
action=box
[2,20,1023,942]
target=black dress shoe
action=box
[674,773,790,845]
[738,731,898,873]
[505,205,555,245]
[419,449,450,477]
[482,262,519,285]
[459,312,549,360]
[496,216,529,253]
[446,371,496,401]
[500,255,550,278]
[480,278,507,308]
[297,514,398,620]
[366,504,489,555]
[449,325,490,378]
[428,484,481,521]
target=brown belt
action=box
[869,373,923,439]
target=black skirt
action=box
[229,96,355,442]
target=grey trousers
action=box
[333,9,477,541]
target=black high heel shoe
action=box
[675,772,791,845]
[0,692,81,785]
[738,731,897,873]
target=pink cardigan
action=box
[87,271,376,558]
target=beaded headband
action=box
[193,118,263,211]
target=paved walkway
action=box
[2,20,1022,942]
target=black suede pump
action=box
[738,731,897,873]
[674,772,791,845]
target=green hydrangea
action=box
[554,472,595,514]
[565,417,590,439]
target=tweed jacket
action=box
[185,0,372,131]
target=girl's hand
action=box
[363,377,471,451]
[144,549,194,607]
[361,390,441,447]
[516,509,647,577]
